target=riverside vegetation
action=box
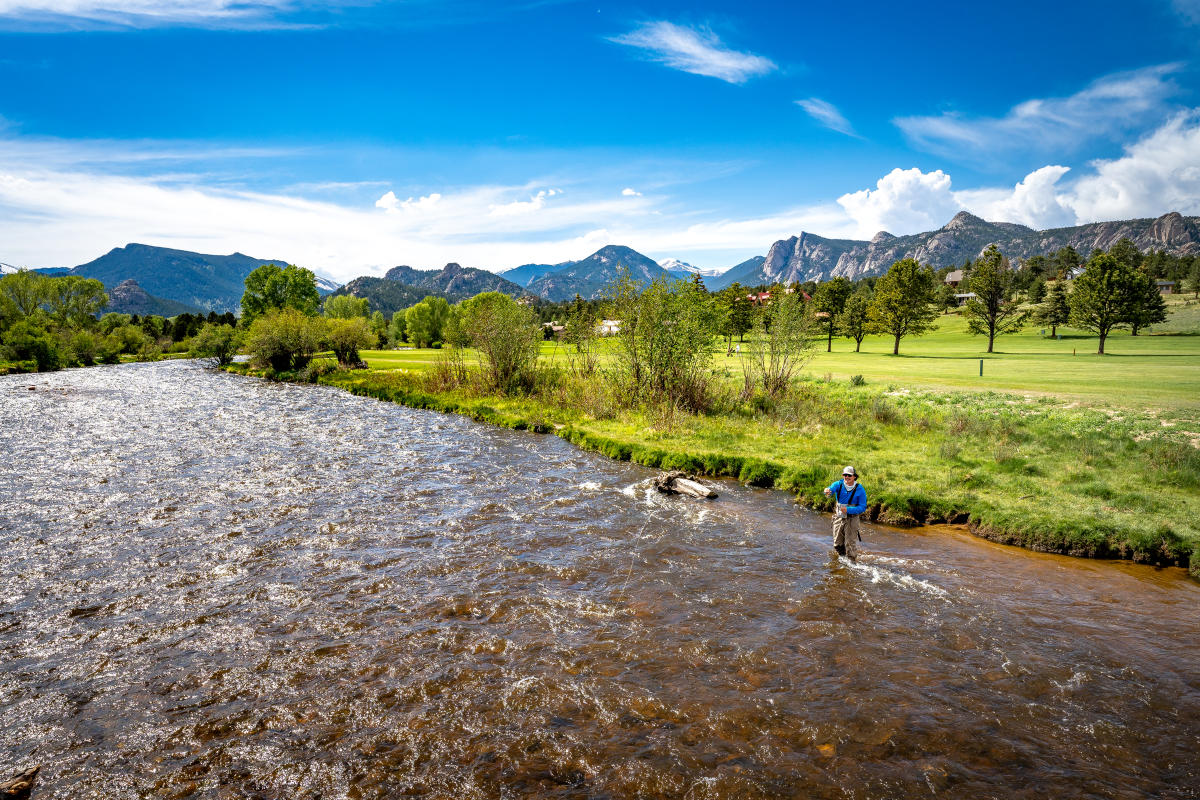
[229,245,1200,580]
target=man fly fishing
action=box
[824,466,867,560]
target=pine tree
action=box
[1034,281,1070,337]
[1069,252,1141,354]
[963,245,1027,353]
[1127,273,1167,336]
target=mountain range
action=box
[710,211,1200,289]
[6,211,1197,317]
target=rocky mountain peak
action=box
[1146,211,1199,249]
[945,211,986,230]
[871,231,896,244]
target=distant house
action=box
[944,269,964,287]
[597,319,621,335]
[542,321,565,336]
[746,291,772,306]
[1156,280,1177,295]
[954,292,977,306]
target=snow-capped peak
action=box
[660,258,723,277]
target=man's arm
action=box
[847,486,867,516]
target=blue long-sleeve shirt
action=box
[828,480,867,516]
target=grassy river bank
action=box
[225,309,1200,580]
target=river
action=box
[1,360,1197,799]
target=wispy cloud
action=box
[608,20,776,84]
[895,64,1183,161]
[0,0,311,30]
[795,98,859,138]
[621,187,641,196]
[1174,0,1200,24]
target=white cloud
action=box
[608,20,776,84]
[374,190,399,210]
[3,114,1199,282]
[376,191,442,212]
[957,165,1076,229]
[1068,110,1200,221]
[621,187,641,196]
[488,189,556,216]
[837,167,961,237]
[0,0,302,28]
[895,64,1183,160]
[795,98,858,138]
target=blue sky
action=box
[1,0,1198,280]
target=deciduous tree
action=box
[404,296,451,348]
[241,264,320,323]
[190,323,242,366]
[246,308,327,371]
[837,288,872,352]
[460,291,541,393]
[45,276,108,329]
[743,290,816,397]
[0,269,47,319]
[813,277,852,352]
[326,317,374,366]
[867,258,939,355]
[323,294,369,319]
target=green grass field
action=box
[364,296,1200,411]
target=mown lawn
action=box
[364,297,1200,411]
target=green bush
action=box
[246,308,327,371]
[2,320,61,371]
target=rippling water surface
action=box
[2,360,1198,799]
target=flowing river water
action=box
[1,360,1197,799]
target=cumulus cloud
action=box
[1068,110,1200,221]
[795,98,858,138]
[608,20,776,84]
[895,64,1183,160]
[377,191,442,212]
[621,187,641,196]
[837,167,961,237]
[957,166,1076,229]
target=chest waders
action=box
[832,483,863,559]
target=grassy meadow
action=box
[236,294,1200,578]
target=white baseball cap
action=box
[842,466,857,477]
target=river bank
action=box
[225,362,1200,580]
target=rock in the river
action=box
[654,471,717,499]
[1,766,40,799]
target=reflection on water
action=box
[1,360,1197,799]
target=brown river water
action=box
[2,360,1197,799]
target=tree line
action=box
[0,269,238,372]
